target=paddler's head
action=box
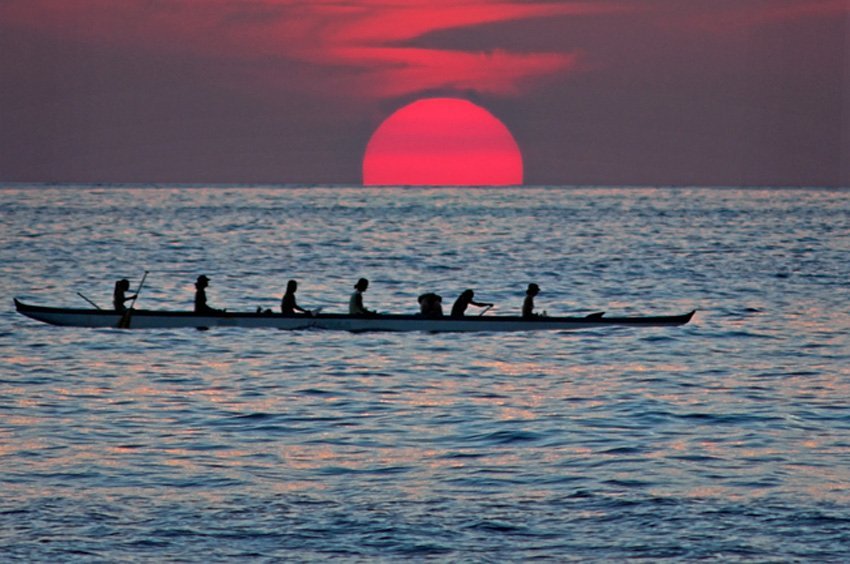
[355,278,369,292]
[196,275,210,288]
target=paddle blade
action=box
[117,309,133,329]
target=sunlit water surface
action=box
[1,186,848,561]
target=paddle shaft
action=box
[127,271,149,311]
[77,292,102,310]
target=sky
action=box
[1,0,849,187]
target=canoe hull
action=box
[14,300,695,332]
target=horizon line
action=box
[1,181,848,191]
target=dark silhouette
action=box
[418,293,443,318]
[522,283,541,319]
[450,289,493,318]
[194,275,222,313]
[281,279,309,315]
[113,279,136,312]
[349,278,377,315]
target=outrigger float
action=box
[15,299,695,332]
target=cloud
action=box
[666,0,850,33]
[0,0,621,99]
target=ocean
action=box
[1,185,848,561]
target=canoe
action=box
[14,299,695,332]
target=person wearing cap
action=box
[194,275,222,313]
[450,289,493,318]
[281,279,309,315]
[113,278,136,312]
[522,283,541,319]
[349,278,377,316]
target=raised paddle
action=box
[118,270,149,329]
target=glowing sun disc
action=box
[363,98,523,186]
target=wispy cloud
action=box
[0,0,623,98]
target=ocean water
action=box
[1,185,848,561]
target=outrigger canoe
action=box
[15,299,695,332]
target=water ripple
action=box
[1,186,849,560]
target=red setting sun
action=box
[363,98,523,186]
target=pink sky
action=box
[1,0,848,186]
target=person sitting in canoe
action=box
[281,279,309,315]
[450,289,493,318]
[522,283,542,319]
[417,292,443,318]
[194,275,223,314]
[113,279,136,312]
[349,278,377,316]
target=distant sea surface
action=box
[1,185,848,561]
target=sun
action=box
[363,98,523,186]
